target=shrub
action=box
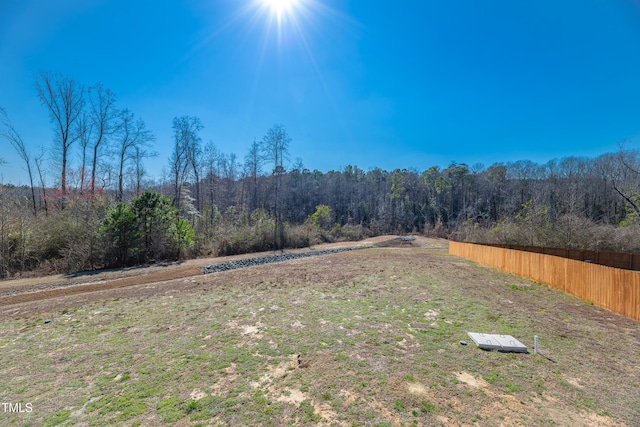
[30,197,107,273]
[284,224,310,248]
[339,224,370,241]
[101,191,194,266]
[101,203,141,266]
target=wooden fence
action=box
[449,241,640,322]
[478,243,640,271]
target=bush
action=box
[101,203,141,266]
[101,191,194,266]
[31,198,107,273]
[424,219,448,238]
[339,223,370,241]
[214,218,313,256]
[215,209,276,256]
[284,224,310,248]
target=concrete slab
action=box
[467,332,503,351]
[491,334,528,353]
[467,332,528,353]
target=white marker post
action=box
[534,335,538,355]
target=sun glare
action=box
[260,0,301,25]
[189,0,354,121]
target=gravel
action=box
[201,246,374,275]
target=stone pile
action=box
[201,246,373,275]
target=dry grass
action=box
[0,239,638,426]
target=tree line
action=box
[1,71,639,278]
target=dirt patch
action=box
[250,358,291,390]
[189,389,207,401]
[276,388,306,405]
[211,363,239,396]
[250,355,342,425]
[455,371,490,388]
[241,325,261,335]
[424,308,440,320]
[406,381,430,396]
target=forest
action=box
[1,72,640,278]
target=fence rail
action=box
[476,243,640,271]
[449,241,640,322]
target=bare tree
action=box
[261,124,291,251]
[612,148,640,219]
[244,139,262,215]
[34,148,49,215]
[202,141,221,225]
[87,83,117,196]
[76,113,93,194]
[130,146,154,198]
[223,153,239,212]
[170,116,203,211]
[113,109,155,202]
[34,71,84,202]
[186,126,203,212]
[0,107,37,215]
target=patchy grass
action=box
[0,244,639,426]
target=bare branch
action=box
[0,107,37,215]
[170,116,203,210]
[114,109,155,202]
[88,83,117,195]
[612,181,640,216]
[34,71,84,200]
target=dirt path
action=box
[0,236,447,311]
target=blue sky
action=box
[2,0,640,185]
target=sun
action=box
[260,0,301,22]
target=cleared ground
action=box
[0,236,396,308]
[0,237,638,426]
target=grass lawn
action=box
[0,245,638,426]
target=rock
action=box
[201,246,373,275]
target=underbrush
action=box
[212,223,371,256]
[453,214,640,252]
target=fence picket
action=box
[449,241,640,322]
